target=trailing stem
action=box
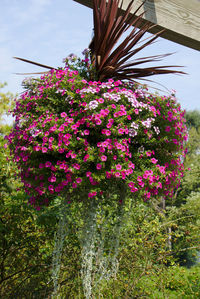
[80,184,127,298]
[80,200,98,299]
[51,196,70,298]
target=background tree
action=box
[171,110,200,267]
[0,83,53,297]
[0,82,14,136]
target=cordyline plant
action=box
[6,0,187,297]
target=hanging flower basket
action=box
[6,58,187,208]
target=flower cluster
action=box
[5,58,187,208]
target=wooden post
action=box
[73,0,200,51]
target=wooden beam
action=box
[73,0,200,51]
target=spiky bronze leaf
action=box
[13,57,55,71]
[90,0,185,82]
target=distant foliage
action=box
[0,82,14,135]
[185,110,200,129]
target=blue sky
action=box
[0,0,199,111]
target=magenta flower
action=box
[72,183,77,188]
[144,192,151,199]
[151,158,158,164]
[58,148,65,153]
[130,187,138,193]
[105,130,111,136]
[84,129,90,135]
[118,128,124,135]
[114,172,121,177]
[95,119,102,125]
[98,98,104,103]
[96,163,102,170]
[41,147,47,153]
[83,154,90,162]
[116,164,122,170]
[48,175,56,182]
[61,112,67,118]
[128,182,134,188]
[49,137,54,142]
[45,161,52,167]
[134,109,139,114]
[146,151,152,157]
[128,162,135,169]
[99,147,105,153]
[88,191,97,198]
[101,155,107,161]
[72,163,80,170]
[58,126,65,132]
[76,178,82,184]
[48,185,54,191]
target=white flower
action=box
[138,146,144,153]
[153,126,160,135]
[141,117,155,128]
[128,128,138,137]
[130,122,139,130]
[80,87,97,94]
[88,100,99,110]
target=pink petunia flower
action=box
[83,154,89,162]
[114,172,121,177]
[101,155,107,161]
[98,98,104,103]
[116,164,122,170]
[118,128,124,134]
[151,158,158,164]
[84,129,90,135]
[96,163,102,170]
[128,182,134,188]
[71,183,77,188]
[48,185,54,191]
[42,147,48,153]
[45,161,52,167]
[86,171,91,177]
[76,178,82,184]
[61,112,67,118]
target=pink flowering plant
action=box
[6,55,187,209]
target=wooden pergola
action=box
[74,0,200,51]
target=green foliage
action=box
[55,199,200,298]
[185,110,200,129]
[0,138,53,297]
[0,82,15,135]
[125,265,200,298]
[173,110,200,266]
